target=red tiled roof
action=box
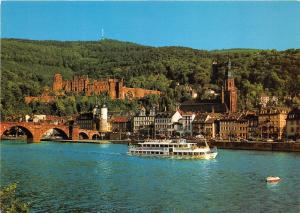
[111,117,129,123]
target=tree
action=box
[0,183,29,213]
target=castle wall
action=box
[25,96,55,104]
[121,87,161,99]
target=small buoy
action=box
[266,176,281,183]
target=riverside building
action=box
[133,107,156,135]
[258,107,289,140]
[286,107,300,141]
[154,110,182,137]
[218,113,248,140]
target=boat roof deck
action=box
[138,141,197,145]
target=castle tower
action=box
[118,79,124,99]
[108,79,117,99]
[223,59,238,113]
[53,73,63,92]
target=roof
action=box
[111,116,130,123]
[76,112,94,120]
[155,111,178,118]
[193,112,221,123]
[178,110,195,116]
[259,107,289,115]
[220,112,246,121]
[180,100,228,113]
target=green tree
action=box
[0,183,29,213]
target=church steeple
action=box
[226,58,232,78]
[222,57,238,113]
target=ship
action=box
[128,138,217,159]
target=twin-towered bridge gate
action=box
[0,122,101,143]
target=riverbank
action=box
[207,141,300,152]
[2,138,300,152]
[53,139,111,144]
[53,139,131,144]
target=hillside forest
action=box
[1,38,300,120]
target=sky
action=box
[1,1,300,50]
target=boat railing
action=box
[129,147,168,151]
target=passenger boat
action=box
[128,138,217,159]
[266,176,281,183]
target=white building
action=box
[154,110,182,137]
[178,112,196,136]
[33,115,46,123]
[259,94,279,108]
[133,107,156,134]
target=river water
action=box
[0,141,300,212]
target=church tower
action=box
[222,59,238,113]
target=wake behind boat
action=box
[128,138,217,159]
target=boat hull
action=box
[266,177,281,183]
[128,152,218,160]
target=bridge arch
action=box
[92,133,100,140]
[41,127,69,140]
[1,125,34,142]
[79,132,89,140]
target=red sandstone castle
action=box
[25,74,161,103]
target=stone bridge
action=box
[0,122,100,143]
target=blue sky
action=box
[2,1,300,50]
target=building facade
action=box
[258,107,289,140]
[243,113,259,139]
[76,112,99,131]
[133,107,156,135]
[154,111,182,137]
[218,113,248,140]
[192,113,219,139]
[178,112,196,136]
[286,107,300,141]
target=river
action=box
[1,141,300,212]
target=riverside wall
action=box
[208,141,300,152]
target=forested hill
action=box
[1,38,300,118]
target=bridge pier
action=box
[71,126,79,141]
[28,135,41,143]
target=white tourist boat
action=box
[128,138,218,159]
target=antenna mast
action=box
[101,28,104,40]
